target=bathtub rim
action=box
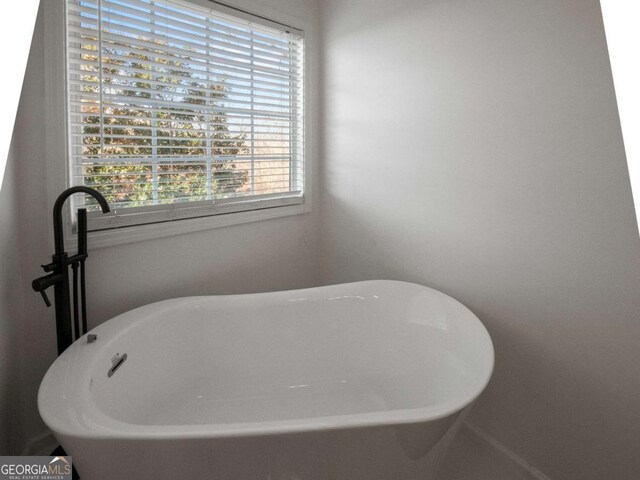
[38,280,494,441]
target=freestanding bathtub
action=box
[38,280,493,480]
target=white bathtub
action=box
[38,280,493,480]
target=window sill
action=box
[80,202,309,250]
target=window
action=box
[65,0,304,230]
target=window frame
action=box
[44,0,312,249]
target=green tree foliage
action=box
[79,36,248,209]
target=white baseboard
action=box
[463,422,552,480]
[22,430,57,456]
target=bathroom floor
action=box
[439,425,534,480]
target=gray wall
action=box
[318,0,640,479]
[0,131,26,454]
[0,0,320,454]
[0,7,49,453]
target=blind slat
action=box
[70,97,295,119]
[69,68,298,96]
[70,122,301,134]
[68,69,297,102]
[68,58,299,91]
[70,90,293,114]
[68,81,295,110]
[67,44,297,82]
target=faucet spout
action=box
[53,186,110,255]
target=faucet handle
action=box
[41,262,55,273]
[39,289,52,307]
[32,273,61,307]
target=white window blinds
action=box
[66,0,304,228]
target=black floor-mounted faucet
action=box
[32,187,110,355]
